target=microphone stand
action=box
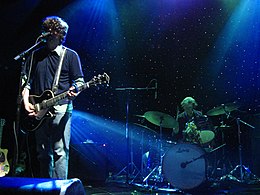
[12,38,44,176]
[114,84,156,184]
[14,39,44,61]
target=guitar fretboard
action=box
[37,72,109,110]
[39,83,89,109]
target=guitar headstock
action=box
[88,72,110,87]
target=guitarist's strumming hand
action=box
[22,88,37,116]
[20,73,109,132]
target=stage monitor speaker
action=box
[0,177,86,195]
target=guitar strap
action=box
[52,46,67,95]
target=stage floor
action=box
[84,178,260,195]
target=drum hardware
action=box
[220,117,258,184]
[211,123,233,177]
[210,103,259,183]
[208,103,259,183]
[114,84,157,184]
[141,111,177,185]
[206,102,238,178]
[132,122,158,180]
[114,122,160,184]
[130,181,182,194]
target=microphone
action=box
[39,32,51,38]
[155,80,158,99]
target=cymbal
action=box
[144,111,178,128]
[134,114,145,118]
[133,123,157,134]
[207,102,240,116]
[214,125,231,129]
[219,124,231,128]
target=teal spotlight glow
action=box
[210,0,259,74]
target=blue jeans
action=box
[35,105,72,179]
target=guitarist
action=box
[22,16,84,179]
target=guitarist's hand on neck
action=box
[22,88,36,116]
[67,77,85,100]
[67,86,79,100]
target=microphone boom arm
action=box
[14,39,44,61]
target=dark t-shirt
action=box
[25,46,84,104]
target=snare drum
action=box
[163,143,206,190]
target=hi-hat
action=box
[207,102,240,116]
[144,111,178,128]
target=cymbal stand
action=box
[114,82,156,184]
[212,120,233,177]
[221,117,258,183]
[143,117,164,185]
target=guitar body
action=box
[21,90,55,132]
[20,73,110,132]
[0,148,10,177]
[0,119,9,177]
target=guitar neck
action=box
[43,83,89,108]
[38,73,109,110]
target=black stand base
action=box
[220,165,260,185]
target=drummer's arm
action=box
[172,125,179,135]
[172,114,180,135]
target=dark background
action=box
[0,0,259,182]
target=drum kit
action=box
[129,102,258,192]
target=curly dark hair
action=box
[41,16,69,44]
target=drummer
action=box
[173,96,203,142]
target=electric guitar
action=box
[0,118,10,177]
[21,73,110,132]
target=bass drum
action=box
[162,143,206,190]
